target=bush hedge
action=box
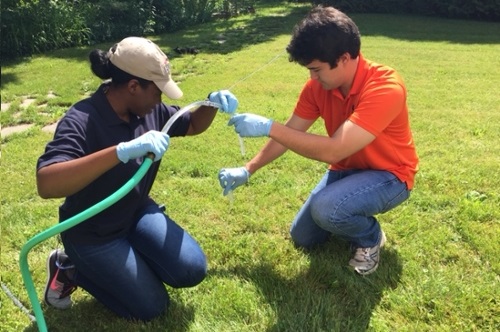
[0,0,255,60]
[312,0,500,21]
[1,0,498,61]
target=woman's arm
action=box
[185,105,218,135]
[37,146,121,198]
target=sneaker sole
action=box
[380,230,386,248]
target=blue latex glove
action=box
[227,113,273,137]
[208,90,238,114]
[116,130,170,163]
[218,167,251,196]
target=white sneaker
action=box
[349,231,386,275]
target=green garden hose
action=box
[19,156,154,332]
[19,100,226,331]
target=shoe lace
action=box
[55,259,75,270]
[354,248,372,262]
[55,258,77,296]
[56,272,77,298]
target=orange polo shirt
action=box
[293,54,419,189]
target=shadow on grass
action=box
[212,238,403,331]
[22,295,195,332]
[0,4,309,71]
[4,2,499,87]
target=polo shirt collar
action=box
[347,53,369,97]
[332,53,369,99]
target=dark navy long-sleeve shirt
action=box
[37,83,190,244]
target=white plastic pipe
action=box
[162,100,222,134]
[161,100,246,157]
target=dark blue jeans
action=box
[63,204,207,321]
[290,169,411,248]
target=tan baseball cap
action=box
[109,36,183,100]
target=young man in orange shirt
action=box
[218,6,418,275]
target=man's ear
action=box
[339,52,350,63]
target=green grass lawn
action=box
[1,2,499,331]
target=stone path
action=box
[1,95,59,138]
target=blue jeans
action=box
[290,169,410,248]
[62,204,207,321]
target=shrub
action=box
[0,0,221,60]
[1,0,90,59]
[311,0,500,21]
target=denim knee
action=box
[310,192,364,238]
[130,291,170,321]
[309,191,337,230]
[290,227,328,249]
[184,264,207,288]
[290,232,311,249]
[290,227,308,248]
[171,256,207,288]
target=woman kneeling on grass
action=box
[36,36,238,321]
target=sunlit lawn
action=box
[1,3,499,331]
